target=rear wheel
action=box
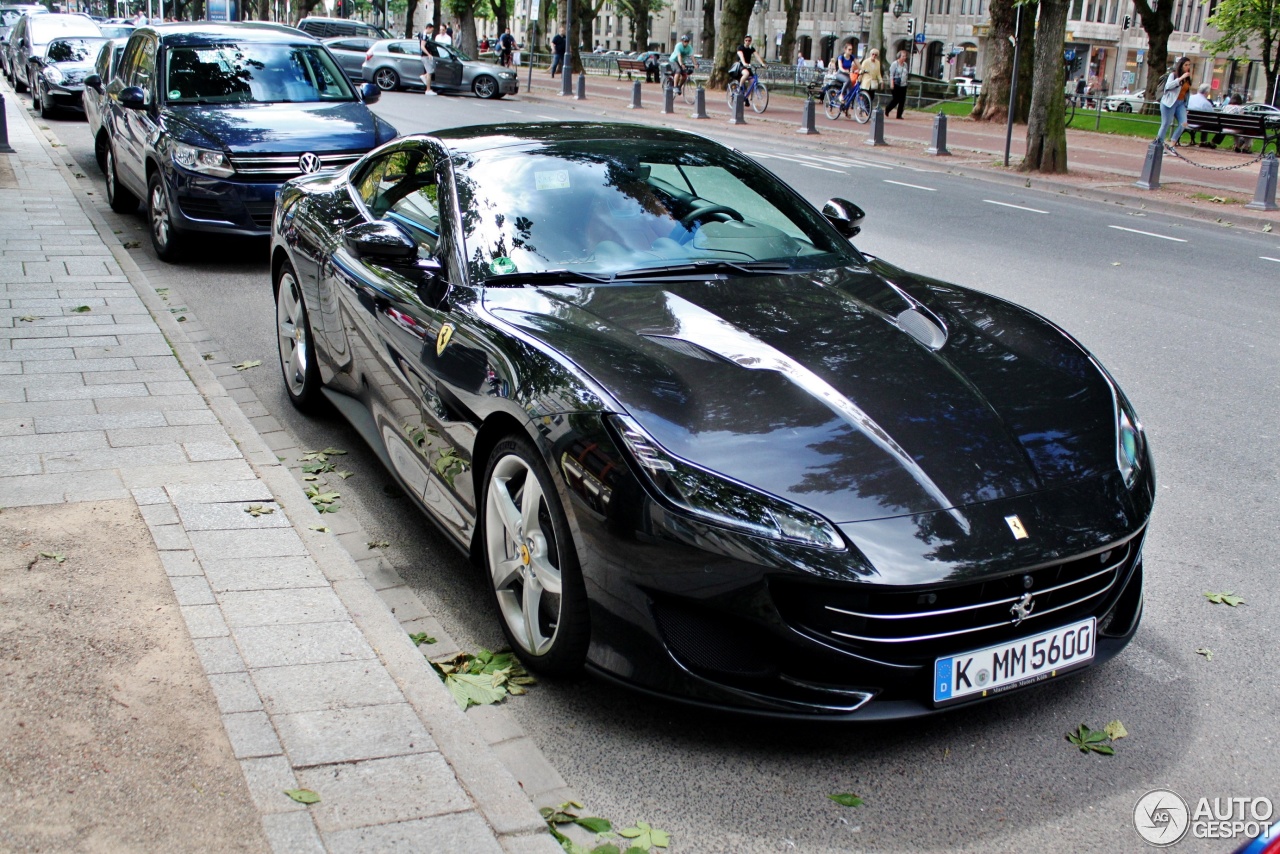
[482,435,590,676]
[1118,102,1133,113]
[373,67,399,91]
[749,81,768,113]
[104,146,138,214]
[94,130,109,172]
[473,74,499,99]
[275,262,323,411]
[824,88,842,120]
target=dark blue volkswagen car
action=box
[92,22,397,260]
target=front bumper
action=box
[43,84,86,111]
[163,165,283,238]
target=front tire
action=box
[482,435,589,676]
[473,74,499,99]
[373,67,399,91]
[1118,102,1133,113]
[750,82,768,113]
[104,146,138,214]
[275,262,323,412]
[726,81,739,108]
[853,91,872,124]
[146,171,183,261]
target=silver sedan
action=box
[360,38,518,99]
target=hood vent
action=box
[640,333,724,362]
[895,308,947,351]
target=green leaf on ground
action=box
[232,360,262,371]
[1196,647,1214,661]
[307,525,329,533]
[335,470,354,479]
[18,315,37,322]
[201,353,214,360]
[300,448,347,463]
[430,649,533,710]
[409,632,436,646]
[302,460,335,474]
[1204,591,1245,606]
[617,821,669,849]
[38,551,67,564]
[1066,724,1115,755]
[122,241,141,249]
[1104,720,1128,741]
[72,305,92,313]
[317,503,340,513]
[155,288,169,296]
[244,504,275,517]
[828,793,865,807]
[283,788,320,804]
[367,540,390,549]
[176,316,187,322]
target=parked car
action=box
[361,38,518,98]
[1243,102,1280,120]
[1101,92,1147,113]
[0,3,45,79]
[7,12,100,93]
[97,22,135,39]
[322,34,376,83]
[296,16,390,40]
[269,122,1153,720]
[93,22,397,261]
[83,37,126,169]
[950,75,981,97]
[30,35,105,117]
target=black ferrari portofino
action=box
[270,123,1153,719]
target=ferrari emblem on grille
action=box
[436,323,454,356]
[298,152,323,173]
[1004,514,1029,540]
[1010,592,1035,626]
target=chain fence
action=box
[1162,143,1273,171]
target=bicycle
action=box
[824,76,871,123]
[726,69,769,113]
[661,62,697,106]
[1063,93,1077,127]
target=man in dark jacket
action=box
[550,25,566,76]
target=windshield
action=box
[47,36,105,62]
[30,16,99,44]
[164,42,354,104]
[452,139,859,282]
[2,8,45,27]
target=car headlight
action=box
[42,66,63,85]
[608,414,844,550]
[498,72,516,79]
[1115,393,1146,488]
[170,140,234,178]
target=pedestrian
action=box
[1074,76,1085,107]
[419,25,438,95]
[1222,93,1251,152]
[550,25,566,76]
[885,48,909,118]
[499,29,515,67]
[1187,83,1220,147]
[643,49,660,83]
[1156,56,1192,146]
[859,47,882,107]
[435,24,452,47]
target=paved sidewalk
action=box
[517,70,1280,228]
[0,91,560,854]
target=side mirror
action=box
[118,86,146,109]
[343,221,418,263]
[84,73,102,92]
[359,81,380,104]
[822,198,865,238]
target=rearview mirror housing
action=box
[343,221,418,262]
[359,82,381,104]
[822,198,865,238]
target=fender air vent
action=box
[896,308,947,350]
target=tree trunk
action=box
[699,0,715,62]
[491,0,509,38]
[433,0,442,33]
[869,4,884,58]
[780,0,800,63]
[970,0,1015,121]
[707,0,752,88]
[1021,0,1068,173]
[1133,0,1174,105]
[454,0,480,56]
[1014,3,1034,121]
[403,0,420,37]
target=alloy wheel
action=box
[374,67,398,90]
[149,180,171,252]
[276,269,310,401]
[473,75,497,99]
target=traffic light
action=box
[906,17,914,35]
[1123,14,1131,28]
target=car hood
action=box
[165,101,391,153]
[484,266,1122,525]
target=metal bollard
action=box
[0,94,15,154]
[925,111,950,155]
[628,80,642,109]
[691,86,709,119]
[662,83,674,114]
[1245,153,1278,211]
[796,96,819,135]
[1133,139,1163,190]
[561,68,573,97]
[729,88,746,125]
[576,73,586,100]
[866,107,887,146]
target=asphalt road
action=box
[42,88,1280,853]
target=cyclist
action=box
[734,34,757,88]
[669,34,693,92]
[830,42,859,102]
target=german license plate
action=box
[933,618,1095,706]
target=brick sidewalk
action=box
[0,88,560,854]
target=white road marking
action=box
[789,152,863,169]
[536,114,559,119]
[883,179,937,191]
[1261,256,1280,263]
[983,199,1049,214]
[800,163,846,173]
[504,109,523,113]
[1108,225,1187,242]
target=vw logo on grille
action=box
[298,152,323,173]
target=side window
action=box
[116,35,144,84]
[128,36,157,98]
[356,149,441,254]
[95,44,110,78]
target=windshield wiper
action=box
[609,260,794,280]
[483,269,614,287]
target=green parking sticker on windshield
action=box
[490,257,517,275]
[169,90,182,98]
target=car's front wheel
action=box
[373,67,399,91]
[472,75,500,99]
[275,262,322,411]
[1118,102,1133,113]
[146,172,183,261]
[104,146,138,214]
[482,435,590,675]
[37,80,54,119]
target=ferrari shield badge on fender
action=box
[436,323,454,357]
[1005,515,1030,540]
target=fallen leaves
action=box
[300,448,347,463]
[1066,722,1122,756]
[367,540,390,550]
[244,504,275,517]
[430,649,535,711]
[1195,647,1214,661]
[18,315,38,323]
[122,240,141,249]
[828,793,865,807]
[304,484,341,513]
[1104,719,1128,741]
[1204,591,1244,606]
[232,360,262,371]
[283,788,320,804]
[409,632,436,646]
[72,305,92,313]
[39,551,66,564]
[307,524,330,533]
[618,821,670,850]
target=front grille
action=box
[772,537,1138,666]
[179,197,228,221]
[243,201,275,228]
[228,151,362,182]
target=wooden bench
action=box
[1180,109,1279,153]
[614,57,649,80]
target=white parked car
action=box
[950,76,981,97]
[1243,103,1280,119]
[1102,92,1148,113]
